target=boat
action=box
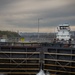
[56,24,71,41]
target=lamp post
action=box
[38,18,42,42]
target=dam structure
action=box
[0,42,75,75]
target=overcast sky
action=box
[0,0,75,32]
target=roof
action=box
[59,24,69,27]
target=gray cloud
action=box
[0,0,75,32]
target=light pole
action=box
[38,18,42,42]
[38,18,39,40]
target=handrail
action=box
[0,68,39,70]
[0,58,40,60]
[44,52,75,56]
[0,63,39,65]
[0,42,75,48]
[0,72,37,74]
[44,59,75,63]
[44,69,75,74]
[0,52,40,54]
[44,64,75,68]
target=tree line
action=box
[0,30,20,38]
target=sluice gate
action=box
[0,42,75,75]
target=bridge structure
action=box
[0,42,75,75]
